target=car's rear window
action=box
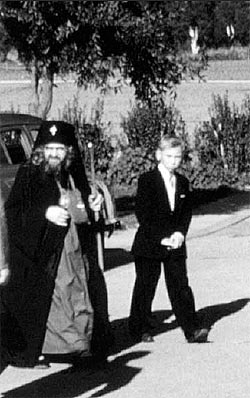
[0,129,26,164]
[30,129,39,142]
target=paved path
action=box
[1,191,250,398]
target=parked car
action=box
[0,113,42,201]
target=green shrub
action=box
[121,98,189,156]
[107,146,156,197]
[182,160,240,190]
[58,96,116,180]
[57,92,250,197]
[194,92,250,174]
[189,92,250,190]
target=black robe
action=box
[1,162,112,367]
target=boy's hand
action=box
[161,237,173,247]
[169,232,184,249]
[161,232,184,249]
[0,267,10,286]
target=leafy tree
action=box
[231,1,250,46]
[0,1,206,118]
[213,1,250,48]
[184,1,250,49]
[184,1,217,48]
[0,21,12,61]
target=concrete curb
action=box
[188,210,250,240]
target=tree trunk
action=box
[30,64,54,119]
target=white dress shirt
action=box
[158,164,185,248]
[158,163,176,211]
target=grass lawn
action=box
[1,60,250,137]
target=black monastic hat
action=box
[34,121,78,148]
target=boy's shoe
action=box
[187,328,209,343]
[141,333,154,343]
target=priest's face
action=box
[44,142,67,173]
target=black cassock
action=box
[1,162,112,367]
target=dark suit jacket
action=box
[132,168,192,259]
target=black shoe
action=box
[146,315,160,329]
[141,333,154,343]
[33,355,50,369]
[128,322,140,342]
[187,328,209,343]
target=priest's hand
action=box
[88,192,103,212]
[45,205,70,226]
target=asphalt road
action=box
[1,191,250,398]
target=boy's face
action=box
[157,145,183,173]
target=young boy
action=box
[129,135,209,343]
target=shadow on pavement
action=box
[110,298,250,350]
[192,189,250,216]
[150,298,250,340]
[1,351,150,398]
[2,299,248,397]
[196,297,250,330]
[110,310,174,355]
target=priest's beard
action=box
[43,156,67,177]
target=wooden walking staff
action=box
[87,142,105,271]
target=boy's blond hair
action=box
[157,135,184,151]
